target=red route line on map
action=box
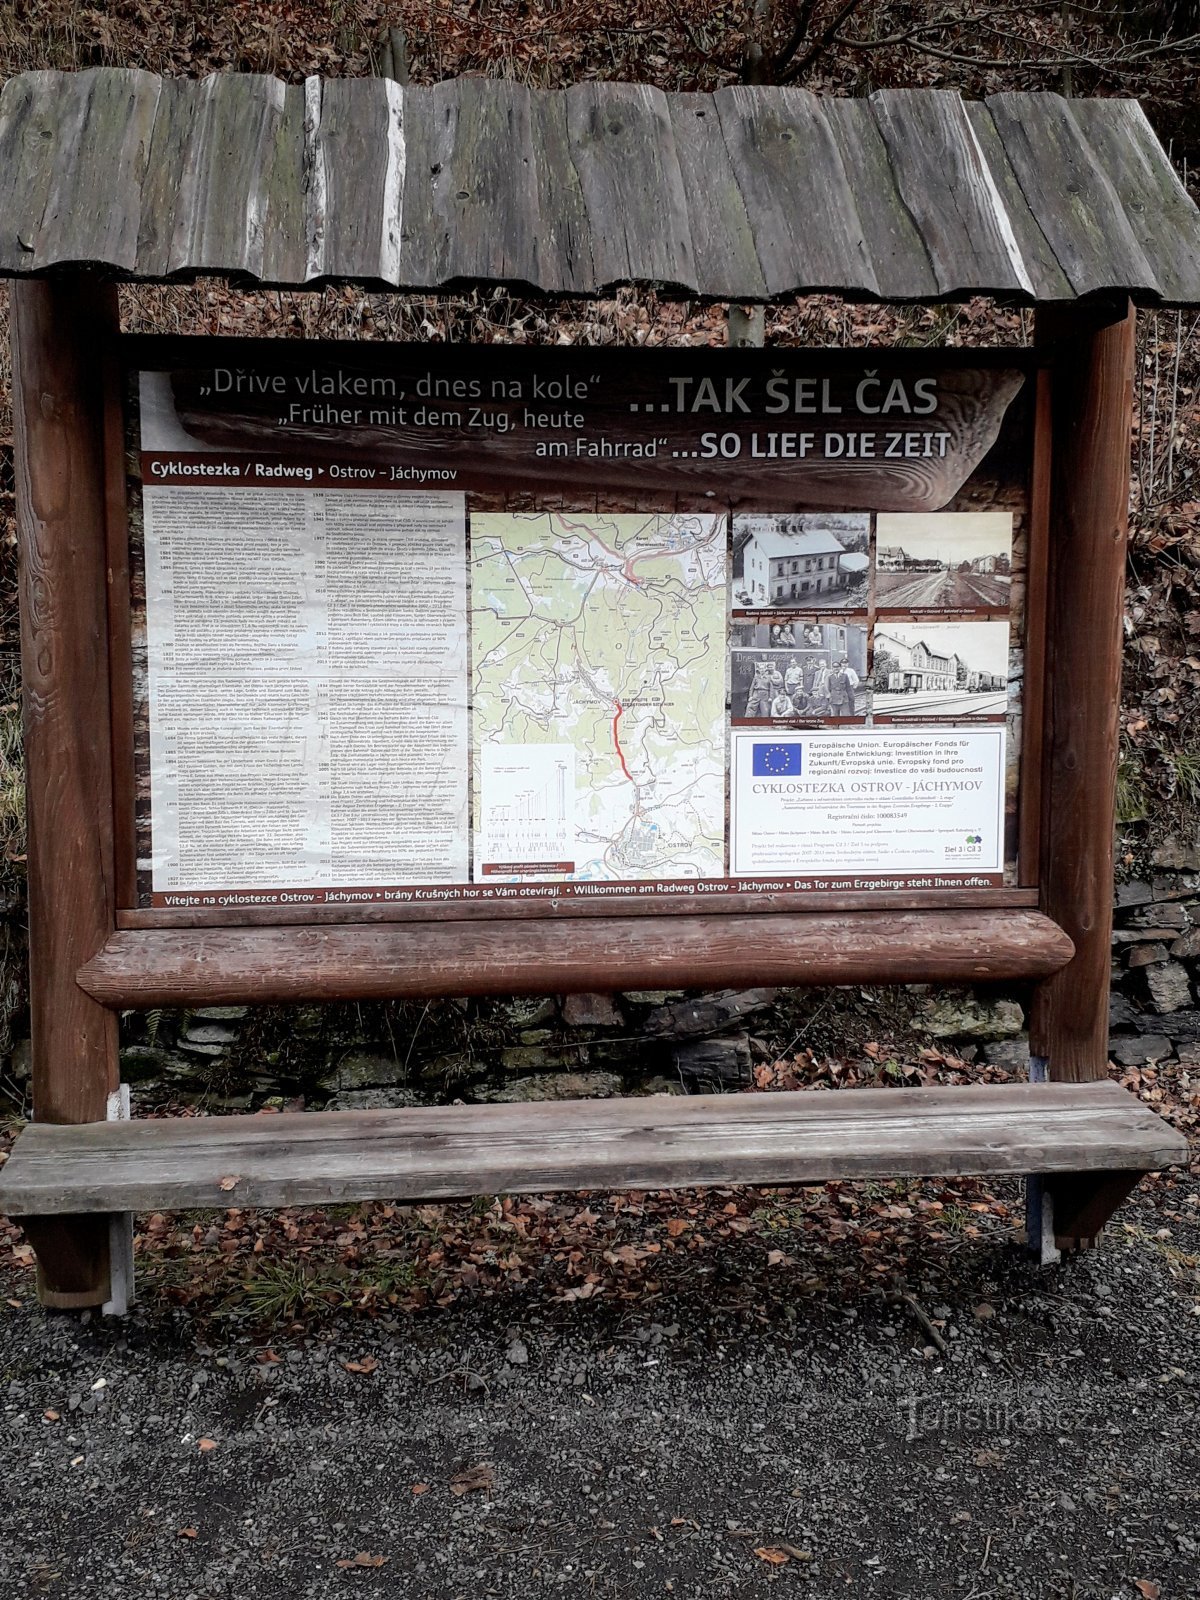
[612,701,635,783]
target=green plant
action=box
[1116,753,1150,823]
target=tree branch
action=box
[778,0,870,82]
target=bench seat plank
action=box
[0,1082,1185,1216]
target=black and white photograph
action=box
[876,511,1012,611]
[732,512,869,612]
[731,620,869,722]
[871,619,1010,720]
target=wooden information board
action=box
[113,337,1043,931]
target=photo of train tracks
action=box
[876,511,1012,613]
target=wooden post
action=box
[12,277,121,1307]
[1027,300,1137,1254]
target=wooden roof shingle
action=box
[1,69,1197,304]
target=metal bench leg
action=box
[102,1085,135,1317]
[1025,1173,1060,1266]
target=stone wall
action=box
[5,980,1028,1112]
[1109,839,1200,1071]
[7,843,1198,1108]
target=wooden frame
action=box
[10,277,1139,1307]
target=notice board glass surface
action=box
[114,337,1041,922]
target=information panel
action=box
[127,341,1031,912]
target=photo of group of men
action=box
[731,621,869,725]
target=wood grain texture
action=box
[0,1082,1184,1217]
[714,86,877,299]
[1029,304,1135,1082]
[33,68,161,273]
[565,81,696,290]
[115,888,1042,930]
[1017,367,1053,884]
[12,278,122,1306]
[869,89,1034,300]
[0,72,1197,303]
[667,94,765,300]
[985,94,1156,299]
[78,911,1074,1009]
[160,340,1028,512]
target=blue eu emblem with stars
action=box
[753,743,802,776]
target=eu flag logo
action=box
[753,743,802,776]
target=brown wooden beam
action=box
[78,910,1074,1010]
[1046,1168,1143,1251]
[1030,302,1136,1083]
[12,277,121,1307]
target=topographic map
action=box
[471,511,727,882]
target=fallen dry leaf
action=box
[217,1176,239,1192]
[1135,1582,1161,1600]
[336,1553,389,1569]
[177,1528,198,1540]
[753,1546,790,1565]
[197,1438,218,1453]
[342,1356,379,1375]
[411,1483,429,1495]
[665,1218,688,1238]
[449,1464,495,1497]
[43,1410,59,1422]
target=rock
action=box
[497,997,557,1028]
[1153,874,1200,901]
[645,988,778,1038]
[1110,992,1138,1029]
[923,995,1025,1042]
[1128,902,1188,930]
[981,1037,1030,1069]
[418,1052,474,1082]
[118,1043,177,1081]
[1115,880,1154,908]
[1108,1034,1173,1066]
[1151,839,1200,871]
[473,1072,623,1104]
[561,992,623,1028]
[501,1045,588,1072]
[334,1052,405,1091]
[1113,927,1185,943]
[1170,928,1200,960]
[518,1028,554,1045]
[174,1039,227,1059]
[9,1038,32,1082]
[1127,943,1169,968]
[622,990,686,1005]
[631,1075,687,1096]
[324,1087,423,1110]
[193,1006,249,1021]
[589,1039,656,1070]
[1162,1010,1200,1042]
[182,1020,240,1045]
[505,1338,529,1367]
[1145,961,1193,1014]
[671,1034,752,1086]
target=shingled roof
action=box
[1,69,1198,304]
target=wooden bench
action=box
[1,1084,1184,1253]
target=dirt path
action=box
[1,1172,1197,1599]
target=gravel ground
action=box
[1,1175,1198,1600]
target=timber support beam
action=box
[12,276,122,1308]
